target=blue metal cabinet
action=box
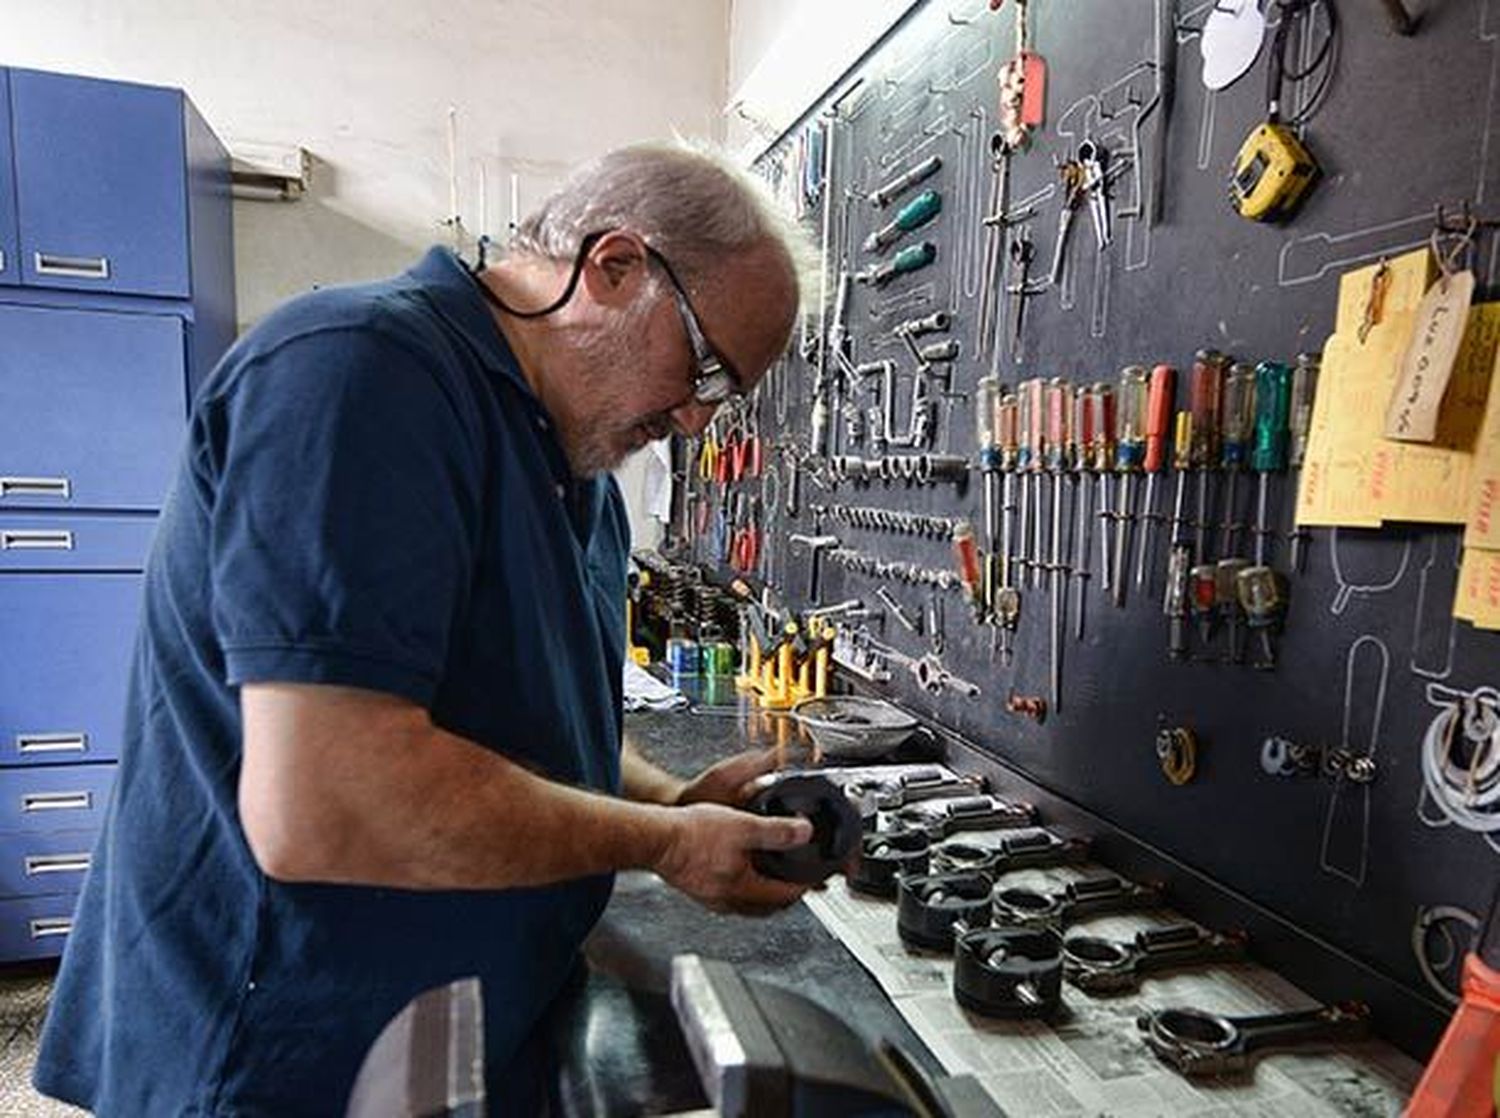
[0,894,82,961]
[0,71,16,287]
[0,766,116,834]
[11,69,190,298]
[0,513,156,571]
[0,830,96,897]
[0,304,186,510]
[0,576,140,767]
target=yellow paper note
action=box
[1455,547,1500,629]
[1464,326,1500,549]
[1298,249,1435,529]
[1374,302,1500,523]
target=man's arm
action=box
[238,682,810,912]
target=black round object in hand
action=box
[746,774,861,884]
[850,830,931,897]
[953,926,1064,1019]
[896,871,994,951]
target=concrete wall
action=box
[0,0,731,542]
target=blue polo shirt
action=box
[35,247,628,1115]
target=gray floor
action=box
[0,972,84,1117]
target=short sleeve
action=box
[203,327,481,707]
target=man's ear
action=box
[582,230,651,307]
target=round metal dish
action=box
[793,696,918,759]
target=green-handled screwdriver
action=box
[863,190,942,253]
[857,241,937,286]
[1250,361,1292,568]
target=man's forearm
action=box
[620,737,687,805]
[239,686,679,891]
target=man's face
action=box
[553,239,796,477]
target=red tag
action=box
[1019,51,1046,127]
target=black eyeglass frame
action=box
[641,244,745,407]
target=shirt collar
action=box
[406,246,533,395]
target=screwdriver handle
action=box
[1090,383,1117,471]
[1115,366,1149,469]
[1024,378,1047,471]
[999,391,1020,468]
[1173,411,1193,471]
[1143,364,1176,473]
[1046,378,1070,471]
[1189,350,1226,468]
[1221,363,1257,468]
[864,190,943,252]
[1289,352,1321,469]
[1252,361,1293,473]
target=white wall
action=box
[0,0,731,544]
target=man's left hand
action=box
[676,748,780,808]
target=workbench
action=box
[550,698,943,1117]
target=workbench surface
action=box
[551,698,940,1117]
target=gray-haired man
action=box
[36,144,815,1115]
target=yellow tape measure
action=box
[1229,121,1320,223]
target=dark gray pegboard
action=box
[693,0,1500,1052]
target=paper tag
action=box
[1019,52,1046,127]
[1384,270,1475,442]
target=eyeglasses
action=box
[643,245,745,406]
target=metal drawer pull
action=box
[24,853,90,876]
[0,248,6,273]
[16,732,88,755]
[0,529,73,551]
[0,477,71,500]
[21,791,92,813]
[28,917,72,939]
[34,252,110,280]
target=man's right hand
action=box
[654,804,814,915]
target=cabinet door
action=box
[0,71,17,287]
[0,304,186,511]
[0,576,140,766]
[11,69,190,298]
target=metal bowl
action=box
[792,696,917,760]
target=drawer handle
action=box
[0,529,74,551]
[0,477,71,500]
[33,252,110,280]
[16,732,88,755]
[28,917,72,940]
[0,248,6,273]
[21,791,92,813]
[24,853,90,876]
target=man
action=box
[35,143,818,1115]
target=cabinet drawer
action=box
[0,830,96,897]
[0,303,186,511]
[11,69,190,299]
[0,576,139,765]
[0,514,156,571]
[0,766,116,834]
[0,71,16,288]
[0,894,81,961]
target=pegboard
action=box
[673,0,1500,1051]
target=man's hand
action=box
[676,748,781,808]
[654,804,813,915]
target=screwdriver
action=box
[1046,378,1073,711]
[976,376,1001,625]
[953,520,983,615]
[996,389,1022,663]
[1250,360,1292,568]
[1166,410,1192,559]
[1217,362,1257,558]
[1190,563,1218,650]
[1015,379,1036,589]
[857,241,937,286]
[1112,366,1149,607]
[1216,557,1249,662]
[870,154,942,208]
[1287,351,1320,572]
[1236,565,1285,669]
[1134,363,1176,591]
[863,189,942,253]
[1071,384,1093,639]
[1164,544,1191,661]
[1025,377,1049,591]
[1090,383,1118,597]
[1188,350,1228,565]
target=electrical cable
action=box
[1266,0,1339,127]
[1419,684,1500,840]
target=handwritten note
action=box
[1384,270,1475,442]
